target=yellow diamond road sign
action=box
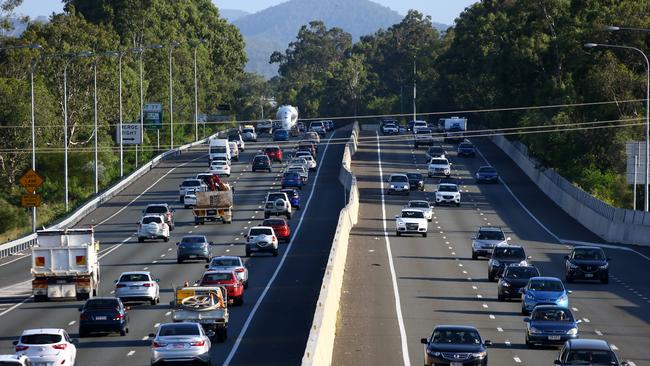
[19,169,44,192]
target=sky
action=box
[15,0,478,25]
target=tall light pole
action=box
[193,39,206,142]
[63,51,93,211]
[412,54,417,122]
[1,44,42,231]
[169,41,179,149]
[117,51,126,177]
[585,42,650,212]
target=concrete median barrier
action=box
[491,133,650,246]
[302,122,359,365]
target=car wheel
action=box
[163,236,169,242]
[206,258,211,263]
[150,298,157,306]
[525,336,533,348]
[177,259,183,264]
[79,328,88,338]
[34,295,47,302]
[521,306,527,315]
[456,203,461,207]
[601,276,609,284]
[184,205,189,209]
[264,213,270,219]
[245,249,251,257]
[396,232,401,237]
[497,293,504,302]
[422,233,427,238]
[428,218,432,222]
[120,328,126,336]
[286,213,292,220]
[273,248,279,257]
[216,327,228,343]
[236,295,244,306]
[471,252,478,260]
[138,237,144,243]
[488,273,495,282]
[243,281,249,289]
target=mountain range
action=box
[227,0,449,78]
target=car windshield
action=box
[284,172,300,179]
[431,329,481,345]
[460,143,473,148]
[85,299,120,309]
[408,201,429,208]
[182,180,201,186]
[20,334,62,345]
[566,350,617,364]
[243,128,254,133]
[254,156,269,163]
[390,175,408,183]
[263,219,286,226]
[211,161,227,167]
[274,130,288,136]
[401,211,424,219]
[493,247,525,259]
[479,167,496,173]
[228,135,240,141]
[181,236,207,244]
[504,267,539,279]
[431,159,448,165]
[211,258,240,267]
[428,147,443,154]
[145,206,167,213]
[532,308,574,322]
[438,185,458,192]
[142,217,162,224]
[250,228,273,236]
[267,193,285,201]
[159,324,200,337]
[416,129,432,134]
[477,230,505,240]
[265,147,280,153]
[573,248,605,260]
[0,362,24,365]
[407,173,423,180]
[201,273,234,283]
[529,279,564,292]
[119,274,150,282]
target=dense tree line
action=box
[271,1,650,208]
[0,0,246,237]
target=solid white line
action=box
[0,296,31,317]
[222,132,337,366]
[374,132,411,366]
[0,254,30,267]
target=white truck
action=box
[193,185,234,224]
[31,228,100,302]
[439,117,467,132]
[209,138,231,162]
[276,105,299,131]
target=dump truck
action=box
[193,180,233,224]
[31,228,100,302]
[171,286,229,342]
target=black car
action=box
[252,154,272,172]
[78,297,129,337]
[498,265,540,301]
[565,246,609,284]
[406,172,425,191]
[487,245,530,282]
[457,141,476,157]
[421,325,491,366]
[554,339,629,366]
[176,235,212,263]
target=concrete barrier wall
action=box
[491,134,650,246]
[302,122,360,365]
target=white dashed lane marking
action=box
[127,350,135,357]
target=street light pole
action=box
[118,51,125,177]
[413,55,417,122]
[193,44,199,142]
[169,42,179,149]
[92,59,99,194]
[585,42,650,211]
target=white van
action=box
[209,138,231,161]
[228,141,240,161]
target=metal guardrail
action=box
[0,129,232,259]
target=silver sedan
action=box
[115,271,160,305]
[149,323,212,365]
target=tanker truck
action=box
[276,105,299,131]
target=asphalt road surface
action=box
[333,126,650,366]
[0,127,346,366]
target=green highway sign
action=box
[144,103,163,131]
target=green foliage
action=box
[0,197,28,233]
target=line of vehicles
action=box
[4,107,338,365]
[379,120,629,365]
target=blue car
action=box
[476,165,499,183]
[524,305,580,348]
[281,172,303,190]
[273,129,289,141]
[280,188,300,210]
[520,277,571,315]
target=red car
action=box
[198,270,244,306]
[262,218,291,243]
[263,146,283,163]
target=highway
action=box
[0,127,346,365]
[333,125,650,366]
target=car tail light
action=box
[235,268,245,273]
[153,342,167,348]
[80,314,89,321]
[15,345,29,352]
[34,256,45,267]
[191,340,205,347]
[114,313,125,320]
[143,283,153,287]
[75,255,86,265]
[52,343,67,350]
[272,236,277,242]
[116,284,126,288]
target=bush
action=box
[0,197,29,233]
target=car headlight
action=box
[519,260,528,266]
[471,351,487,359]
[491,260,500,267]
[390,185,395,188]
[397,222,405,227]
[557,294,568,303]
[526,293,536,300]
[566,327,578,336]
[426,350,441,357]
[529,327,542,334]
[568,262,578,269]
[599,262,609,269]
[501,280,511,287]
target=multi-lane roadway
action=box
[0,128,346,365]
[333,125,650,366]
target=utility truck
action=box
[193,174,234,224]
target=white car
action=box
[289,157,310,171]
[207,256,249,288]
[114,271,160,305]
[412,120,428,133]
[179,178,207,203]
[434,183,461,206]
[228,133,245,151]
[471,226,510,260]
[229,141,240,161]
[295,154,317,171]
[428,158,452,177]
[210,160,231,177]
[286,164,308,182]
[241,126,257,142]
[14,328,77,366]
[309,121,326,136]
[264,192,292,219]
[395,209,428,237]
[245,226,279,257]
[183,192,197,208]
[0,355,30,366]
[387,173,410,195]
[405,200,433,222]
[137,214,170,242]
